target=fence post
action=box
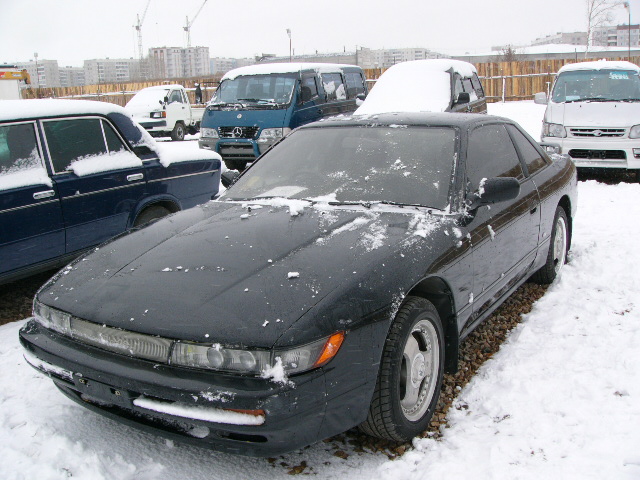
[502,76,506,103]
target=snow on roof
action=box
[137,84,184,91]
[558,60,640,74]
[355,59,477,115]
[221,63,359,80]
[0,99,126,122]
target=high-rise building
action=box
[592,24,640,47]
[149,46,211,79]
[59,66,85,87]
[83,58,142,85]
[16,59,61,88]
[531,32,588,47]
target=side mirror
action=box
[467,177,520,210]
[534,92,548,105]
[221,170,240,189]
[456,92,470,105]
[356,93,366,101]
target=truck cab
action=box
[198,63,368,170]
[126,85,205,141]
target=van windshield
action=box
[211,74,297,108]
[551,69,640,103]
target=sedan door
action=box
[0,121,65,280]
[464,123,541,329]
[41,117,146,254]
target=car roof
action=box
[222,62,361,80]
[0,99,127,122]
[558,60,640,74]
[301,112,514,129]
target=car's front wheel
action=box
[171,122,186,141]
[532,206,568,284]
[359,296,444,442]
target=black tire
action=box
[134,206,171,228]
[531,206,568,284]
[359,296,445,442]
[635,170,640,183]
[224,159,247,171]
[170,122,186,141]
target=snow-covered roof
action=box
[558,60,640,74]
[0,99,126,122]
[355,60,477,115]
[137,84,184,91]
[221,63,359,81]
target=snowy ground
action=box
[1,103,639,479]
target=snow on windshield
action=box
[223,125,456,211]
[355,60,476,115]
[126,88,172,107]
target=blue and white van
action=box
[198,63,368,170]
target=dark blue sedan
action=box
[0,99,221,284]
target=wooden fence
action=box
[19,57,640,105]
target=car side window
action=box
[300,75,319,103]
[0,122,43,176]
[345,72,366,98]
[321,73,346,101]
[471,73,485,98]
[169,90,183,104]
[506,125,548,176]
[466,124,524,190]
[453,75,464,100]
[103,121,127,153]
[43,118,108,173]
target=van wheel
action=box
[134,206,171,227]
[171,122,186,141]
[359,296,444,442]
[224,159,247,171]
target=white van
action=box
[535,60,640,180]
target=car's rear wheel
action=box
[171,122,186,141]
[532,206,568,284]
[359,296,444,442]
[134,206,171,227]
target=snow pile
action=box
[0,166,52,190]
[69,150,143,176]
[356,59,477,115]
[155,141,222,167]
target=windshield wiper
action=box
[328,200,374,208]
[208,102,245,109]
[237,98,279,106]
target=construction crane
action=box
[184,0,208,48]
[134,0,152,61]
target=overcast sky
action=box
[1,0,638,67]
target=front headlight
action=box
[34,302,71,335]
[150,111,166,119]
[629,124,640,139]
[257,127,291,143]
[200,127,219,138]
[542,122,567,138]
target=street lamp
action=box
[624,2,631,61]
[286,28,292,62]
[33,52,40,93]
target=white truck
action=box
[535,60,640,181]
[126,84,205,141]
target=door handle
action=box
[33,190,55,200]
[127,173,144,182]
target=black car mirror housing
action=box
[467,177,520,210]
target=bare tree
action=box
[586,0,624,54]
[494,45,522,63]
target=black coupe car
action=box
[19,112,577,456]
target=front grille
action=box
[569,149,626,160]
[219,144,256,160]
[219,126,259,139]
[569,128,626,138]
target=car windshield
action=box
[211,74,297,107]
[551,69,640,103]
[126,88,171,107]
[223,125,457,210]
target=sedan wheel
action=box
[359,296,444,442]
[532,206,568,284]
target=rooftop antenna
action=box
[184,0,208,48]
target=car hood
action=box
[200,108,288,129]
[545,101,640,127]
[39,200,451,347]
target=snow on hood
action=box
[558,60,640,74]
[355,59,476,115]
[545,101,640,127]
[0,99,126,122]
[221,63,359,80]
[39,201,449,347]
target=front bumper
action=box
[542,134,640,170]
[19,319,377,456]
[133,117,167,132]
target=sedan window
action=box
[466,124,524,190]
[224,126,456,210]
[506,125,547,176]
[0,123,42,174]
[43,118,108,173]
